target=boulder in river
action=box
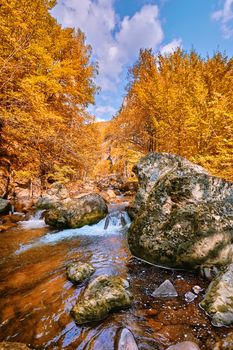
[71,275,133,324]
[128,153,233,270]
[66,262,95,284]
[212,331,233,349]
[36,196,58,210]
[200,263,233,327]
[45,194,108,229]
[0,198,11,214]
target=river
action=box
[0,204,231,349]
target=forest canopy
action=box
[109,48,233,180]
[0,0,99,192]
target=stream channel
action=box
[0,202,231,349]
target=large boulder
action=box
[200,264,233,327]
[0,198,11,214]
[128,153,233,270]
[45,194,108,228]
[71,275,133,324]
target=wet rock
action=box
[66,262,95,284]
[185,292,197,303]
[36,196,58,210]
[200,263,233,327]
[0,342,31,350]
[45,194,108,229]
[166,341,200,350]
[128,153,233,270]
[192,285,203,295]
[213,332,233,349]
[152,280,178,298]
[0,198,11,214]
[116,328,139,350]
[71,275,133,324]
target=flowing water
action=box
[0,205,231,349]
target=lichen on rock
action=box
[200,263,233,327]
[128,153,233,271]
[45,193,108,229]
[71,275,133,324]
[66,262,95,284]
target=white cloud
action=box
[95,105,117,115]
[160,38,182,55]
[53,1,164,91]
[212,0,233,38]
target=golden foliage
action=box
[112,49,233,180]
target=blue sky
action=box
[52,0,233,121]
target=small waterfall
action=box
[19,210,47,229]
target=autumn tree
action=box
[113,48,233,180]
[0,0,99,194]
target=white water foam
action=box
[16,211,131,254]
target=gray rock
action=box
[185,291,197,303]
[200,263,233,327]
[45,194,108,229]
[0,198,11,214]
[166,341,200,350]
[116,328,139,350]
[152,280,178,298]
[128,153,233,270]
[71,275,133,324]
[36,196,58,210]
[66,262,95,284]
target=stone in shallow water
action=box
[71,275,133,324]
[200,263,233,327]
[66,262,95,284]
[116,328,139,350]
[166,341,200,350]
[185,292,197,303]
[213,331,233,349]
[192,285,203,295]
[152,280,178,298]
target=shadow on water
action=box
[0,209,232,349]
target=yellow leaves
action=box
[114,48,233,181]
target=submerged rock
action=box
[200,264,233,327]
[66,262,95,283]
[0,198,11,214]
[166,341,200,350]
[185,292,197,303]
[116,328,139,350]
[45,194,108,229]
[0,342,31,350]
[213,332,233,349]
[152,280,178,298]
[128,153,233,270]
[71,275,133,324]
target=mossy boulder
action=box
[36,196,58,210]
[71,275,133,324]
[0,198,11,214]
[45,194,108,229]
[128,153,233,270]
[66,262,95,283]
[200,264,233,327]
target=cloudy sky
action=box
[52,0,233,121]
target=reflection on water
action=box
[0,210,232,349]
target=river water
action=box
[0,205,231,349]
